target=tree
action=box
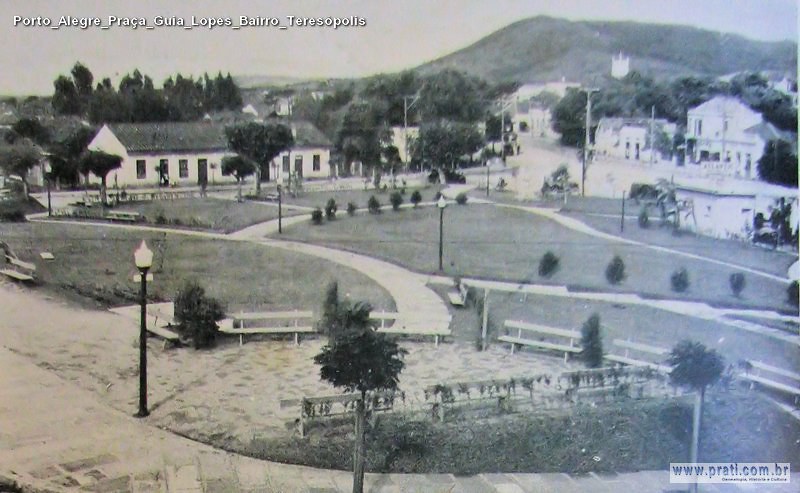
[336,100,391,175]
[729,273,745,297]
[418,70,489,123]
[538,251,560,278]
[410,120,483,170]
[71,62,94,99]
[605,255,626,285]
[226,121,294,193]
[49,126,96,188]
[758,140,798,187]
[551,88,589,147]
[313,301,407,493]
[668,341,724,492]
[10,118,51,146]
[174,280,226,349]
[0,143,41,199]
[52,75,82,115]
[221,155,255,202]
[580,314,603,368]
[79,151,122,205]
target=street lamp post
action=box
[44,163,52,217]
[134,240,153,418]
[437,195,447,271]
[277,184,282,234]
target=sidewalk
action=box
[3,342,795,493]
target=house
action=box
[87,122,237,187]
[675,179,798,240]
[594,117,676,162]
[685,96,794,179]
[274,121,333,183]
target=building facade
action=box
[87,122,237,188]
[684,96,791,179]
[274,121,333,183]
[594,117,675,162]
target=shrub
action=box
[325,198,337,220]
[390,191,403,211]
[670,268,690,292]
[538,251,560,278]
[455,192,468,205]
[0,204,26,222]
[581,313,603,368]
[638,208,649,228]
[729,273,745,297]
[174,280,226,349]
[346,202,357,216]
[605,255,626,285]
[367,195,381,214]
[154,211,168,224]
[788,281,799,306]
[410,190,422,207]
[311,207,323,225]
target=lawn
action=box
[274,186,438,211]
[276,203,796,312]
[112,197,300,233]
[0,222,394,313]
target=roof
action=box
[675,178,798,199]
[107,122,229,153]
[597,117,671,132]
[291,120,332,148]
[689,96,756,118]
[743,121,795,142]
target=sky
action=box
[0,0,797,96]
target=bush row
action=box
[309,191,467,225]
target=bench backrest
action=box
[748,360,800,382]
[613,339,669,356]
[6,255,36,272]
[504,320,580,340]
[234,310,313,320]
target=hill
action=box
[414,16,797,84]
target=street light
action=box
[437,195,447,271]
[277,184,282,234]
[43,162,52,217]
[134,240,153,418]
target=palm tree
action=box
[314,300,407,493]
[668,340,724,493]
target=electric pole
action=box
[582,88,599,197]
[649,105,655,167]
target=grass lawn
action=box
[0,222,394,312]
[276,203,796,312]
[479,291,799,372]
[112,198,300,234]
[242,389,799,474]
[276,186,438,211]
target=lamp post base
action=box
[135,410,150,418]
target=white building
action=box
[611,53,630,79]
[274,121,333,183]
[391,126,419,164]
[676,179,798,240]
[87,122,237,187]
[594,117,676,162]
[685,96,792,179]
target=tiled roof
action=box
[108,122,229,153]
[292,120,332,148]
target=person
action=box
[200,178,208,198]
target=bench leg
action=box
[564,352,568,364]
[294,332,299,346]
[435,335,439,348]
[239,334,243,347]
[510,343,516,355]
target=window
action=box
[179,159,189,178]
[282,155,290,172]
[136,160,146,179]
[696,119,702,136]
[313,154,321,171]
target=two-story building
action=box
[87,122,237,188]
[594,117,676,162]
[685,96,791,179]
[274,121,333,183]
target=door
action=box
[197,159,208,185]
[294,155,303,178]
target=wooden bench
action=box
[740,360,800,405]
[447,283,469,307]
[1,255,36,282]
[370,310,452,346]
[499,320,582,362]
[219,310,315,345]
[604,339,672,374]
[105,210,141,222]
[264,192,280,201]
[147,325,181,347]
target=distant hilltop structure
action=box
[611,52,630,79]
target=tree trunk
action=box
[689,387,704,493]
[237,177,243,203]
[352,391,367,493]
[255,165,261,194]
[21,179,29,200]
[100,177,107,206]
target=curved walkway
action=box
[496,203,792,284]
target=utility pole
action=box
[649,105,655,167]
[582,88,599,197]
[403,89,423,172]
